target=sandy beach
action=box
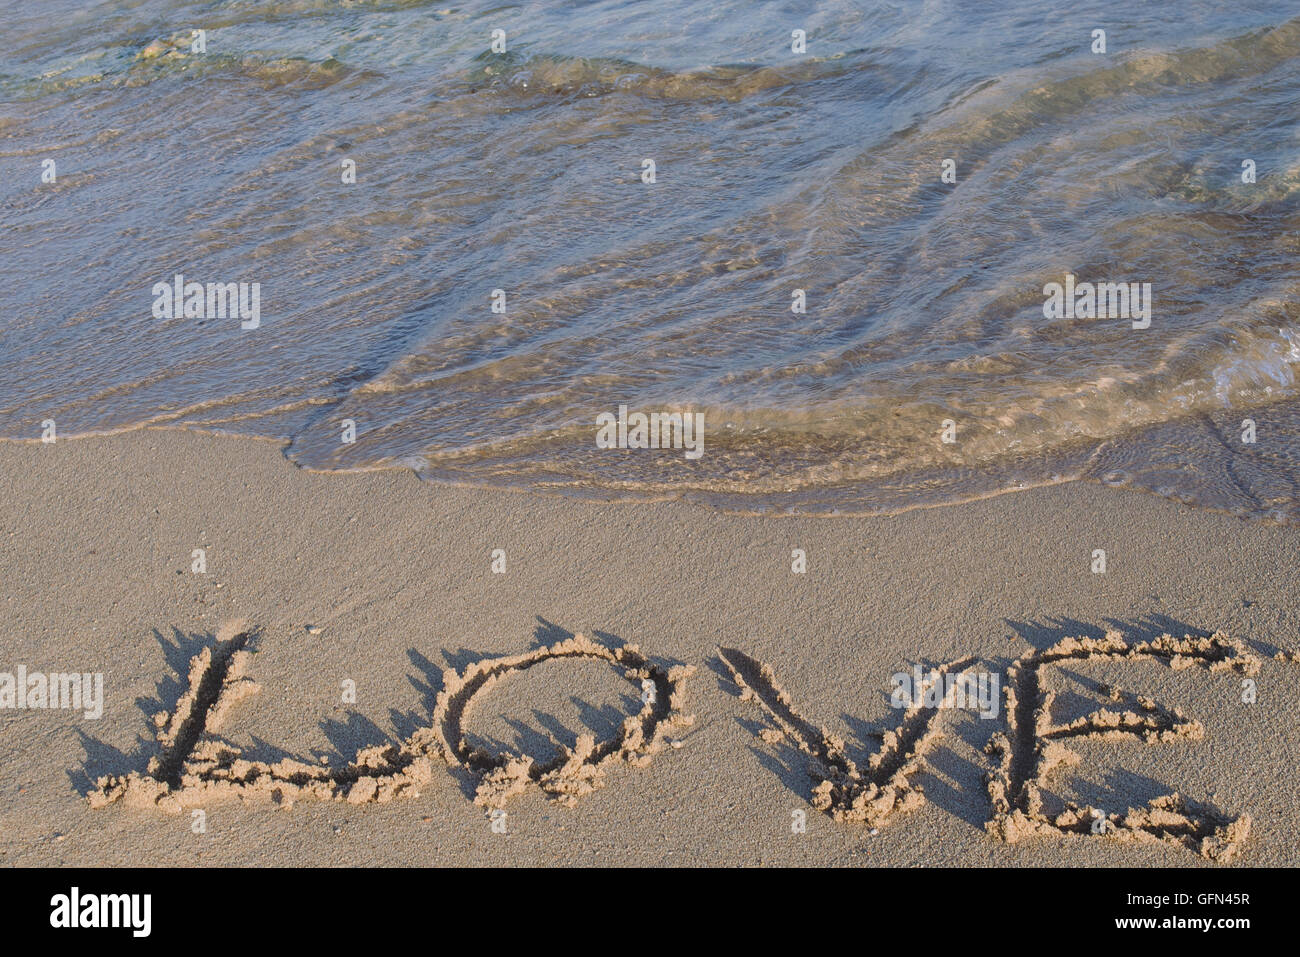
[1,428,1296,867]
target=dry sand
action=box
[1,429,1297,866]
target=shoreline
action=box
[6,412,1295,527]
[2,428,1298,866]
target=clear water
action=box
[2,0,1298,518]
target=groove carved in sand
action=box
[723,632,1267,862]
[985,632,1260,862]
[718,647,974,826]
[89,626,694,813]
[433,634,696,808]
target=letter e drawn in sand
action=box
[985,631,1261,861]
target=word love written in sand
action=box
[91,625,1272,861]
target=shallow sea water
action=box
[2,0,1298,518]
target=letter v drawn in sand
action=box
[718,647,975,826]
[89,622,695,813]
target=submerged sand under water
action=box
[2,1,1298,518]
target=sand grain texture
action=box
[2,430,1298,866]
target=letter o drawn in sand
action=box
[431,634,696,809]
